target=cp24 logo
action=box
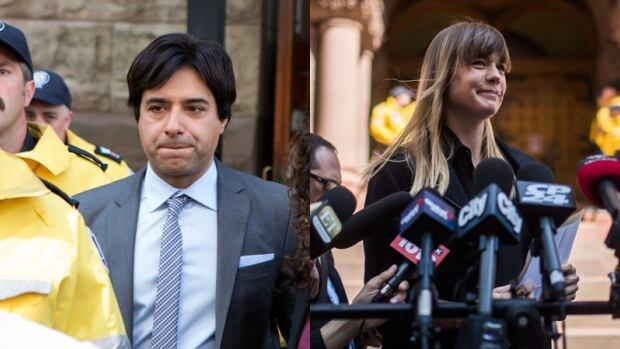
[522,184,571,206]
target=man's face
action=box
[310,146,342,202]
[26,101,72,142]
[0,46,34,140]
[138,66,228,188]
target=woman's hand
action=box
[352,264,410,331]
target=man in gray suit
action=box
[76,33,295,349]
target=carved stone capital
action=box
[311,0,385,51]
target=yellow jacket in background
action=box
[590,97,620,156]
[370,96,416,145]
[65,129,133,181]
[17,123,113,196]
[0,150,129,348]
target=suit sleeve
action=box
[274,198,299,342]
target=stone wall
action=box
[0,0,186,115]
[0,0,269,175]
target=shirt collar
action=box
[441,126,472,160]
[142,162,218,213]
[17,123,71,176]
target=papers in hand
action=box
[517,210,583,299]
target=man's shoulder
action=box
[217,162,289,209]
[218,162,287,192]
[496,138,535,167]
[75,170,142,207]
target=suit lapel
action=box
[214,162,249,349]
[107,167,145,337]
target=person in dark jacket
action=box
[364,20,579,348]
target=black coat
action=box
[363,136,535,348]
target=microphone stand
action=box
[410,231,435,349]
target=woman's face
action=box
[445,52,507,121]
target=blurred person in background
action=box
[26,69,133,180]
[370,85,417,150]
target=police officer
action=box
[591,96,620,156]
[26,69,133,181]
[0,21,116,195]
[369,85,417,146]
[0,148,129,347]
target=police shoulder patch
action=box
[95,145,123,164]
[88,227,109,273]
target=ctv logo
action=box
[458,193,488,227]
[497,192,522,233]
[522,184,571,205]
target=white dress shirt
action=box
[133,163,218,349]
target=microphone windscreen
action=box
[332,191,412,248]
[576,155,620,208]
[473,158,515,194]
[321,186,357,222]
[517,161,555,183]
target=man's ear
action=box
[219,117,228,134]
[23,79,35,107]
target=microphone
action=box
[516,162,575,301]
[394,188,456,347]
[576,155,620,221]
[331,191,413,249]
[310,187,356,259]
[456,158,522,315]
[576,155,620,259]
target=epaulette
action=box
[68,144,108,172]
[39,177,79,208]
[95,145,123,164]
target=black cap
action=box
[0,21,32,74]
[33,69,72,109]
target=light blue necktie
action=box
[152,195,189,349]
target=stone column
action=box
[316,18,364,193]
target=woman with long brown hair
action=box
[364,20,579,348]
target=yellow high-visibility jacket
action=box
[0,149,129,348]
[65,129,133,182]
[590,98,620,156]
[370,97,417,145]
[17,123,113,196]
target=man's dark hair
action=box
[309,133,336,169]
[126,33,237,121]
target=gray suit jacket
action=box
[75,160,296,348]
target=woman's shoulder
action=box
[366,148,414,205]
[495,138,535,169]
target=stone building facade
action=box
[311,0,620,202]
[1,0,289,176]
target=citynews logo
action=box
[458,191,522,234]
[521,183,572,206]
[497,192,522,233]
[458,193,488,227]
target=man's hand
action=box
[310,261,319,300]
[563,263,579,301]
[493,282,535,299]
